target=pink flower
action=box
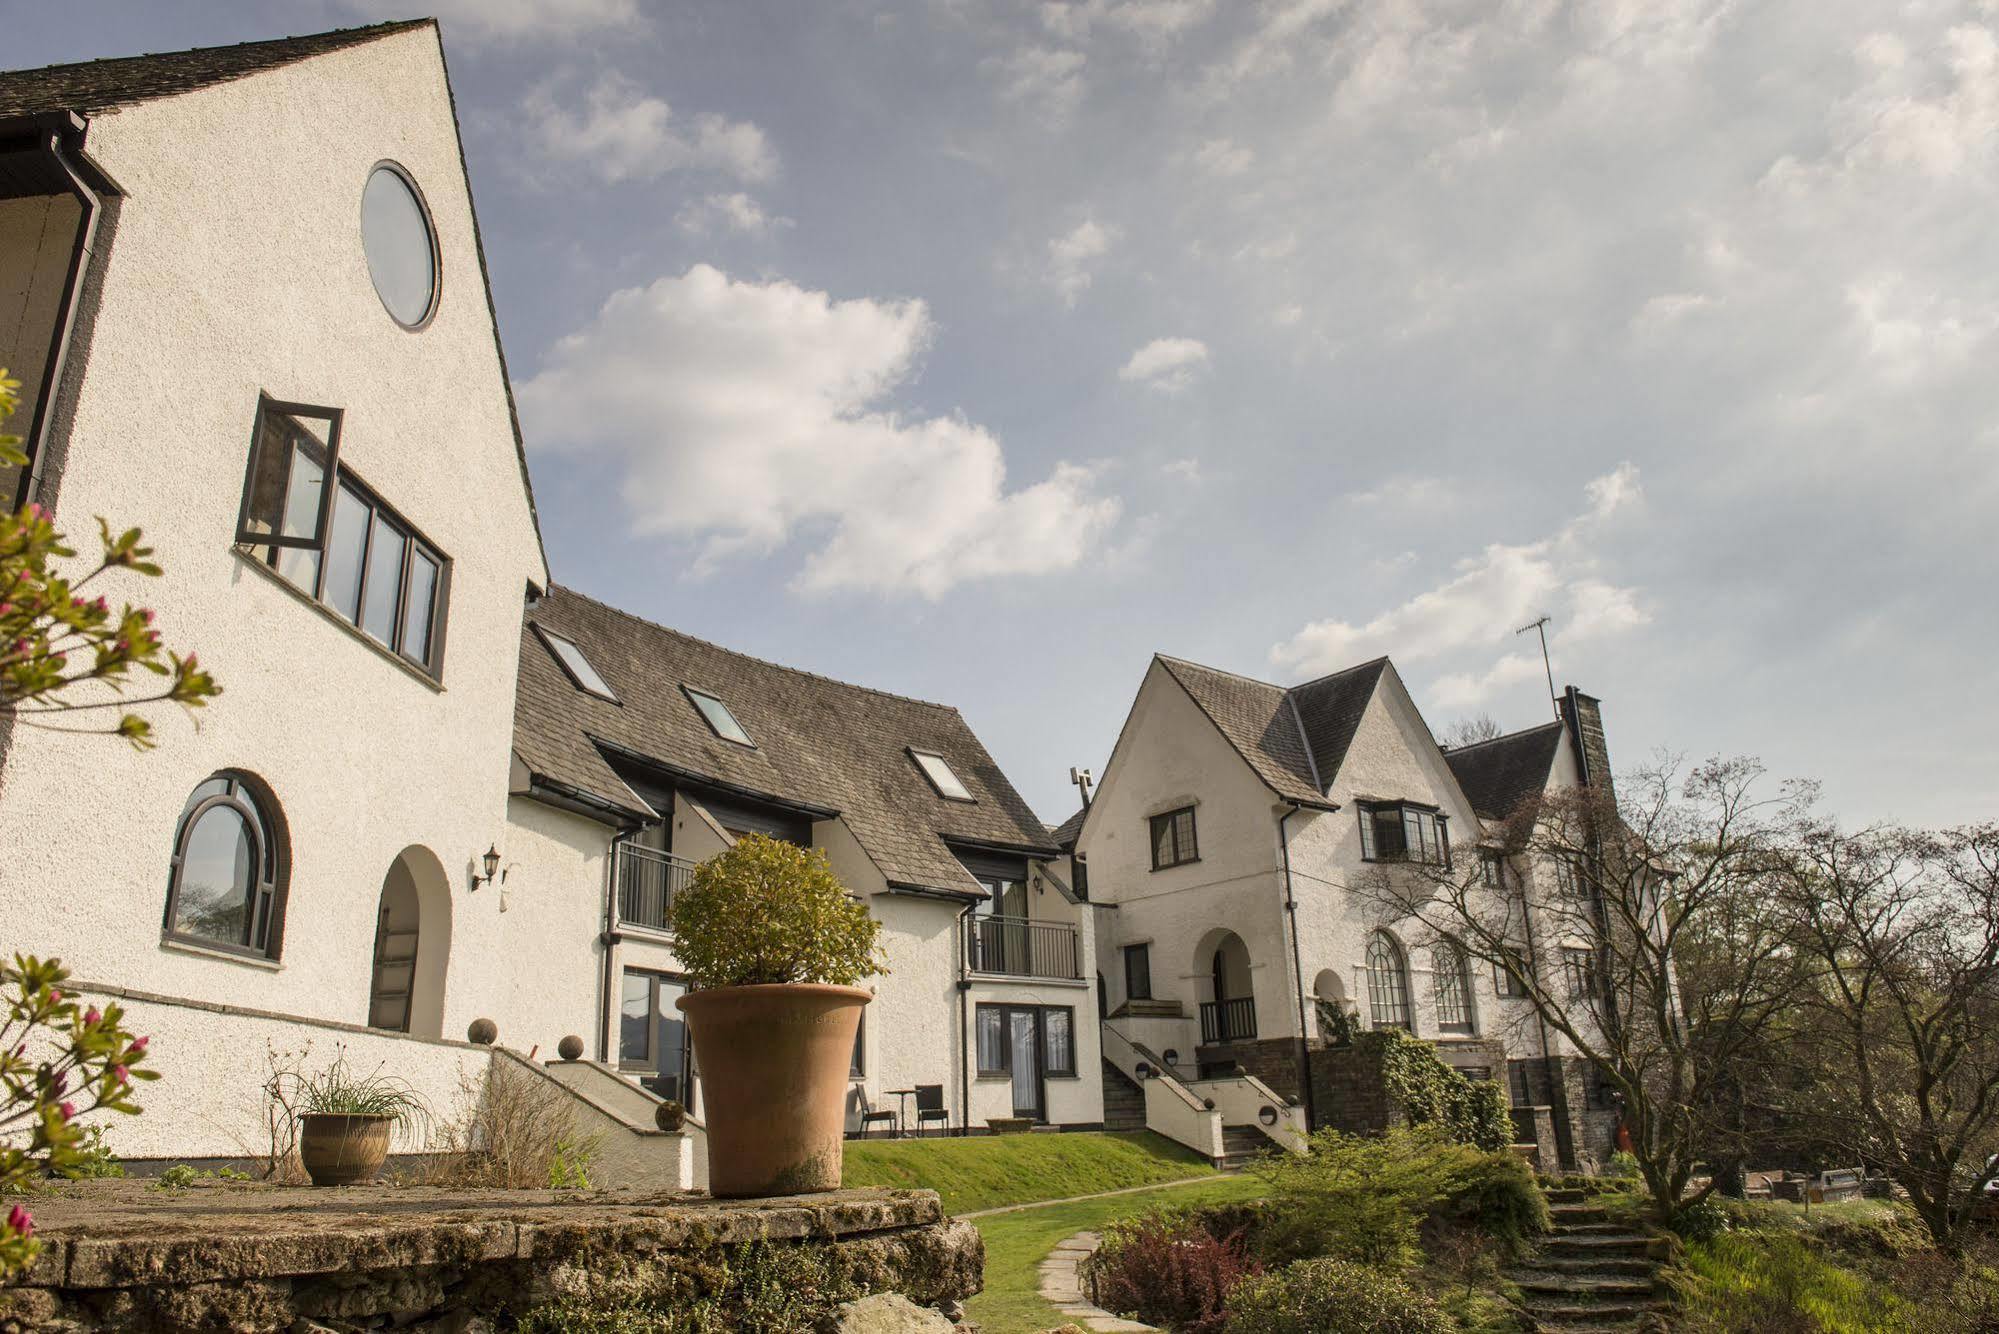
[83,1007,100,1026]
[58,1101,75,1122]
[139,608,155,625]
[130,1036,148,1054]
[111,1066,128,1086]
[182,653,198,670]
[47,989,60,1004]
[5,1204,32,1239]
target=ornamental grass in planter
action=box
[280,1050,429,1187]
[668,835,885,1198]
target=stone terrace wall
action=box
[0,1181,980,1332]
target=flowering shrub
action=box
[0,369,217,745]
[1082,1207,1263,1334]
[667,834,886,989]
[0,955,156,1276]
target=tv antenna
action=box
[1515,614,1559,720]
[1069,766,1094,808]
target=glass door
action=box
[1008,1009,1042,1119]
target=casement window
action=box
[975,1004,1076,1078]
[1492,957,1532,999]
[1562,947,1598,1001]
[1552,854,1582,897]
[683,686,754,746]
[910,748,975,802]
[1365,932,1413,1031]
[1433,944,1475,1034]
[539,627,617,701]
[618,969,689,1106]
[1479,849,1505,888]
[1123,943,1153,1001]
[237,396,449,677]
[1357,802,1451,868]
[162,772,288,960]
[1149,806,1199,870]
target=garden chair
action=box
[913,1084,950,1137]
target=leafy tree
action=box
[1778,821,1999,1252]
[0,370,218,745]
[667,834,887,988]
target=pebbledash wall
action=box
[0,27,586,1160]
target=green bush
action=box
[1252,1128,1546,1269]
[667,835,886,989]
[1083,1207,1262,1333]
[1608,1149,1643,1179]
[1672,1232,1900,1333]
[1223,1258,1451,1334]
[1671,1197,1733,1244]
[1366,1030,1514,1152]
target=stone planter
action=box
[297,1112,393,1186]
[987,1117,1033,1135]
[677,983,870,1198]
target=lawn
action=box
[843,1130,1219,1214]
[965,1174,1268,1334]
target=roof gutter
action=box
[587,736,839,821]
[521,772,653,827]
[13,113,108,512]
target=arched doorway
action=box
[1313,969,1355,1043]
[369,846,451,1038]
[1194,929,1255,1044]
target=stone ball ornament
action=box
[655,1100,686,1132]
[557,1034,585,1061]
[466,1018,497,1045]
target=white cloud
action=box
[989,46,1088,121]
[1274,304,1306,326]
[340,0,638,39]
[1430,652,1549,712]
[1048,219,1120,304]
[1042,0,1218,42]
[1164,457,1203,482]
[1270,465,1648,694]
[1118,336,1211,391]
[1193,138,1255,176]
[676,192,793,238]
[525,73,775,185]
[516,265,1121,597]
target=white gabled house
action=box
[505,588,1103,1141]
[1069,652,1622,1170]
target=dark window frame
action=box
[1123,942,1152,1001]
[1357,801,1451,868]
[1365,931,1414,1032]
[362,160,442,333]
[1493,958,1532,999]
[238,396,451,679]
[1148,806,1199,870]
[537,625,620,702]
[682,685,755,747]
[973,1003,1076,1078]
[1562,947,1598,1001]
[618,967,692,1108]
[161,771,289,961]
[1433,942,1475,1034]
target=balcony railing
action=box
[964,915,1081,980]
[616,844,698,933]
[1199,996,1258,1044]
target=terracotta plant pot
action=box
[677,983,870,1198]
[298,1112,394,1186]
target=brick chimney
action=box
[1559,686,1614,805]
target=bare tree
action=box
[1364,757,1807,1223]
[1779,822,1999,1251]
[1439,713,1505,749]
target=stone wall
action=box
[0,1181,980,1332]
[1305,1043,1398,1135]
[1195,1037,1304,1100]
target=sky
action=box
[14,0,1999,828]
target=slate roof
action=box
[1443,721,1565,821]
[1155,656,1392,809]
[513,587,1059,898]
[1048,806,1088,850]
[0,22,435,119]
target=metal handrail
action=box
[616,844,698,932]
[964,914,1081,980]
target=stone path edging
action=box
[960,1170,1238,1219]
[1037,1229,1157,1333]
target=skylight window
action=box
[540,627,617,701]
[685,687,754,746]
[911,749,975,802]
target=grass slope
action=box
[967,1175,1267,1334]
[843,1130,1216,1214]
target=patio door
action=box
[1008,1009,1042,1119]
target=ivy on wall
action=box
[1360,1030,1513,1153]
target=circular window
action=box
[361,163,438,328]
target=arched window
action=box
[1434,943,1474,1033]
[163,773,286,958]
[1366,932,1412,1032]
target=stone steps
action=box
[1100,1061,1147,1133]
[1517,1186,1669,1332]
[1216,1126,1274,1170]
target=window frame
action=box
[362,160,442,332]
[910,748,976,802]
[1357,801,1451,868]
[161,771,288,962]
[1148,806,1199,870]
[1365,931,1414,1032]
[538,625,619,702]
[682,685,755,747]
[1433,942,1475,1034]
[238,396,452,679]
[973,1003,1076,1078]
[1493,957,1532,999]
[1123,942,1153,1002]
[1562,947,1598,1002]
[617,967,691,1107]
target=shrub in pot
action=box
[285,1052,428,1187]
[669,834,885,1198]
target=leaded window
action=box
[1149,806,1198,869]
[1358,802,1450,867]
[1366,932,1413,1031]
[1434,943,1474,1033]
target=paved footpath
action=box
[1037,1229,1156,1332]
